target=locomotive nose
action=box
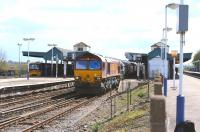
[86,74,90,81]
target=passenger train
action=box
[74,52,136,95]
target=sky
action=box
[0,0,199,62]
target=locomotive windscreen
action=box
[89,60,101,70]
[76,61,87,69]
[75,60,101,70]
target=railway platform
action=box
[0,77,74,89]
[0,77,74,98]
[166,75,200,132]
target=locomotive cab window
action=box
[30,64,39,70]
[89,60,101,70]
[107,63,110,74]
[76,61,87,69]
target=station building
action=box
[125,42,192,79]
[22,42,91,77]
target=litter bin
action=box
[174,120,196,132]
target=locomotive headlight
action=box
[75,76,81,80]
[95,76,101,81]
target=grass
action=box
[95,109,147,132]
[91,84,151,132]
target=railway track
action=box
[184,71,200,79]
[0,81,148,131]
[0,91,77,120]
[21,84,145,132]
[22,96,97,132]
[0,88,74,109]
[0,95,82,130]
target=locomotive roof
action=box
[76,52,120,63]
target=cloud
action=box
[0,0,199,61]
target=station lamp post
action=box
[17,43,22,78]
[48,44,57,77]
[171,50,178,89]
[164,0,188,125]
[176,1,188,125]
[163,3,179,97]
[23,38,35,80]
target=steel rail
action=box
[22,97,97,132]
[0,96,81,129]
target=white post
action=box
[163,6,168,96]
[173,57,176,88]
[23,38,35,80]
[56,55,58,78]
[137,63,140,79]
[64,61,66,78]
[18,43,22,77]
[179,33,184,96]
[27,41,30,80]
[164,7,168,79]
[51,47,53,77]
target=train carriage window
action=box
[107,63,110,74]
[76,61,87,69]
[89,60,101,70]
[102,62,105,70]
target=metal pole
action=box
[176,32,185,125]
[56,55,58,78]
[23,38,35,80]
[27,41,30,80]
[179,33,184,96]
[51,47,53,77]
[64,61,66,78]
[18,43,22,78]
[163,6,168,96]
[173,57,176,88]
[176,0,186,125]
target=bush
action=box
[138,92,145,98]
[92,122,101,132]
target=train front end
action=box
[74,53,104,95]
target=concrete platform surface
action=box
[0,77,74,89]
[166,75,200,132]
[118,79,140,92]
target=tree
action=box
[0,49,7,72]
[193,50,200,62]
[192,50,200,71]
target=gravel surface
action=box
[42,93,111,132]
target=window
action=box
[78,48,83,51]
[30,64,39,70]
[107,63,110,74]
[76,61,87,69]
[89,60,101,70]
[102,62,105,70]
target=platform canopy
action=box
[147,48,192,63]
[23,47,71,61]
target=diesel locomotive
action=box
[74,52,121,94]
